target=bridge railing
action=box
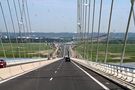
[96,63,135,83]
[76,0,135,87]
[72,58,135,88]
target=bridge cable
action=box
[86,0,91,60]
[95,0,103,62]
[79,0,82,42]
[25,0,34,58]
[22,0,31,58]
[7,0,21,58]
[120,0,134,65]
[132,8,135,26]
[90,0,95,61]
[77,0,80,42]
[81,0,85,58]
[13,0,24,58]
[83,0,88,59]
[0,31,6,58]
[104,0,114,63]
[0,2,6,59]
[18,0,27,58]
[78,0,82,42]
[0,1,15,59]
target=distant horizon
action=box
[1,31,134,34]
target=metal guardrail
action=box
[94,62,135,84]
[72,58,135,89]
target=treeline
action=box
[103,40,135,44]
[78,40,135,44]
[1,38,72,43]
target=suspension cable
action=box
[90,0,95,61]
[13,0,24,58]
[84,0,88,59]
[120,0,134,65]
[86,0,91,60]
[0,32,6,58]
[79,0,82,41]
[22,0,31,58]
[78,0,81,42]
[7,0,21,58]
[0,1,15,59]
[77,0,80,42]
[81,0,85,58]
[25,0,34,58]
[18,0,27,58]
[81,0,85,41]
[133,9,135,26]
[95,0,103,62]
[104,0,114,63]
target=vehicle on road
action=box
[0,59,7,68]
[64,56,71,62]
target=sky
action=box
[0,0,134,33]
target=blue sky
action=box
[0,0,134,33]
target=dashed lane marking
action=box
[49,77,53,81]
[55,71,57,73]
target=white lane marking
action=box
[105,82,110,85]
[57,60,63,70]
[55,71,57,73]
[50,77,53,81]
[72,62,110,90]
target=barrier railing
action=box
[96,63,135,84]
[72,58,135,86]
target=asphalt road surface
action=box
[0,59,126,90]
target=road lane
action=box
[0,59,126,90]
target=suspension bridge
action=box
[0,0,135,90]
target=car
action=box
[64,57,71,62]
[0,59,7,68]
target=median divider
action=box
[0,58,61,82]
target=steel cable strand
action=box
[95,0,103,63]
[104,0,114,63]
[0,2,15,59]
[18,0,27,58]
[7,0,21,58]
[90,0,95,61]
[13,0,24,58]
[83,0,88,60]
[25,0,34,58]
[22,0,30,58]
[86,0,91,61]
[120,0,135,81]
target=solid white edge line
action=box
[72,61,110,90]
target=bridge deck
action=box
[0,59,125,90]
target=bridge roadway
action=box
[0,59,126,90]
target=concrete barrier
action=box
[7,58,48,66]
[0,58,61,82]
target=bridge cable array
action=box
[77,0,135,65]
[0,0,35,59]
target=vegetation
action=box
[0,43,53,58]
[74,42,135,63]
